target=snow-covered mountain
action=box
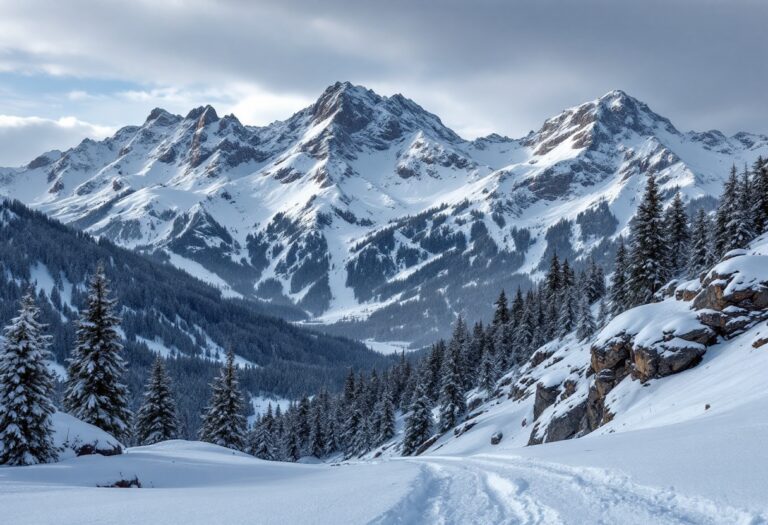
[2,83,767,345]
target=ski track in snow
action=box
[368,455,766,525]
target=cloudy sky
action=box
[0,0,766,166]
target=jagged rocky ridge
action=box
[2,83,768,345]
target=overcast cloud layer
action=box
[0,0,766,166]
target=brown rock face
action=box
[632,342,705,381]
[533,383,560,421]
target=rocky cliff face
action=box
[524,236,768,446]
[2,83,768,345]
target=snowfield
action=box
[2,396,767,525]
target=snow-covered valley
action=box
[2,401,766,525]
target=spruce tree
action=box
[374,388,396,445]
[688,208,714,276]
[248,419,276,460]
[609,237,630,315]
[576,294,596,341]
[438,339,466,433]
[729,166,756,250]
[596,297,610,329]
[586,258,606,302]
[447,316,469,390]
[135,357,178,445]
[664,192,690,277]
[63,265,131,441]
[401,383,432,456]
[198,350,247,451]
[0,294,58,466]
[752,156,768,234]
[308,406,325,458]
[478,335,498,397]
[714,166,739,258]
[627,175,668,307]
[491,290,510,330]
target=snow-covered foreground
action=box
[2,409,766,525]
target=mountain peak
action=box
[594,89,678,135]
[311,81,382,132]
[185,105,219,125]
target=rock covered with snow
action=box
[52,412,123,459]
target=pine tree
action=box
[596,297,610,329]
[401,383,432,456]
[728,166,756,250]
[248,419,276,460]
[134,357,178,445]
[491,290,510,330]
[478,334,498,397]
[424,341,444,403]
[664,192,690,277]
[438,339,466,433]
[374,388,396,445]
[575,294,596,341]
[752,156,768,234]
[0,293,58,466]
[464,322,485,387]
[308,405,325,458]
[627,175,668,307]
[556,263,577,337]
[63,265,131,440]
[447,316,469,390]
[198,350,247,451]
[544,253,561,300]
[586,258,606,302]
[609,237,629,315]
[688,208,714,276]
[714,166,739,258]
[514,293,535,360]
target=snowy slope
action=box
[1,413,765,524]
[411,232,768,493]
[2,83,767,345]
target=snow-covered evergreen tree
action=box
[729,166,756,250]
[63,265,131,441]
[0,293,58,466]
[576,294,596,341]
[586,258,606,303]
[609,237,630,315]
[714,166,739,258]
[688,208,714,276]
[438,339,466,433]
[198,350,247,451]
[752,156,768,234]
[627,175,668,307]
[596,297,610,329]
[491,290,510,331]
[248,418,276,460]
[374,388,396,445]
[401,383,432,456]
[478,335,498,397]
[134,357,178,445]
[308,405,325,458]
[664,192,690,277]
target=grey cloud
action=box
[0,0,765,146]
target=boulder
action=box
[532,382,560,421]
[590,335,632,373]
[530,399,588,445]
[490,431,503,445]
[632,340,705,381]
